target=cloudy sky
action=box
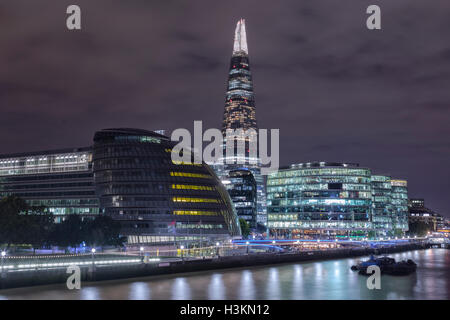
[1,0,449,216]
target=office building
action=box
[0,128,241,245]
[222,168,257,229]
[408,198,444,232]
[267,162,409,239]
[210,18,267,226]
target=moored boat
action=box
[351,256,416,276]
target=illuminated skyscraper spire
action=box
[215,19,267,227]
[222,18,257,136]
[233,18,248,54]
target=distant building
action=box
[154,130,166,136]
[391,179,409,231]
[222,169,257,229]
[0,147,98,223]
[408,198,444,232]
[266,161,409,239]
[371,175,394,235]
[0,128,241,246]
[209,18,267,226]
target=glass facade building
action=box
[0,148,98,222]
[391,179,409,231]
[223,169,257,228]
[210,18,267,226]
[371,175,394,234]
[92,128,241,245]
[0,128,241,245]
[408,198,445,232]
[222,19,257,135]
[267,162,409,239]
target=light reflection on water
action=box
[0,249,448,300]
[129,282,150,300]
[266,267,280,299]
[208,274,225,300]
[172,278,191,300]
[238,270,255,300]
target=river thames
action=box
[0,249,448,300]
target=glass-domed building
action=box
[93,128,241,246]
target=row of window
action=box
[170,172,211,179]
[172,197,220,203]
[171,184,214,191]
[173,210,221,216]
[268,221,372,229]
[0,164,89,176]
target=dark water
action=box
[0,249,448,300]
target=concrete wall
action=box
[0,243,429,290]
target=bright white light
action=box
[246,241,249,245]
[1,251,6,257]
[216,242,220,246]
[91,248,96,253]
[140,247,144,251]
[180,245,184,250]
[272,240,276,244]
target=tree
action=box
[0,196,28,248]
[393,228,404,238]
[367,230,376,239]
[25,212,55,253]
[408,221,432,237]
[50,215,88,248]
[85,215,124,247]
[239,218,250,239]
[0,196,53,251]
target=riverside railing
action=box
[0,253,156,273]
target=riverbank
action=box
[0,243,429,290]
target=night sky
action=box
[0,1,449,217]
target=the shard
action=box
[215,19,267,228]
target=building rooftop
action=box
[0,146,92,159]
[285,161,361,170]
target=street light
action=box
[216,242,220,257]
[140,246,144,257]
[91,248,96,265]
[1,251,5,273]
[246,241,249,254]
[180,245,184,261]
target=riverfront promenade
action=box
[0,240,432,290]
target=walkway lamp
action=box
[1,251,5,272]
[246,241,250,254]
[180,245,184,261]
[140,246,144,257]
[216,242,220,257]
